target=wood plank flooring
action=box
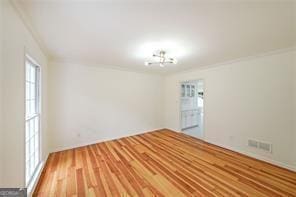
[33,129,296,196]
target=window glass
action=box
[25,57,41,186]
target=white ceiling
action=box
[17,0,296,74]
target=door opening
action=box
[180,80,204,139]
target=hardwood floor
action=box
[33,129,296,196]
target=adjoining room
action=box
[180,80,204,139]
[0,0,295,196]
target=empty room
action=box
[0,0,296,196]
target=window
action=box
[186,85,190,97]
[181,84,185,97]
[25,56,41,186]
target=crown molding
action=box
[52,47,295,76]
[9,0,51,60]
[166,46,296,76]
[50,58,166,76]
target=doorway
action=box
[180,80,204,139]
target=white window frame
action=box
[25,55,41,187]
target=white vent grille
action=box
[248,139,272,153]
[259,142,272,153]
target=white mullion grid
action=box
[25,58,41,186]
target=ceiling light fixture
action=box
[144,50,177,67]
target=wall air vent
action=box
[248,139,272,153]
[258,142,272,153]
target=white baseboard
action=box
[169,129,296,172]
[51,128,296,173]
[207,140,296,172]
[51,128,164,153]
[171,129,296,172]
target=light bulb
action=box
[144,62,149,66]
[172,58,178,64]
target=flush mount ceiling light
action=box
[144,50,177,67]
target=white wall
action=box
[48,62,163,151]
[0,0,4,185]
[1,0,48,187]
[164,49,296,170]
